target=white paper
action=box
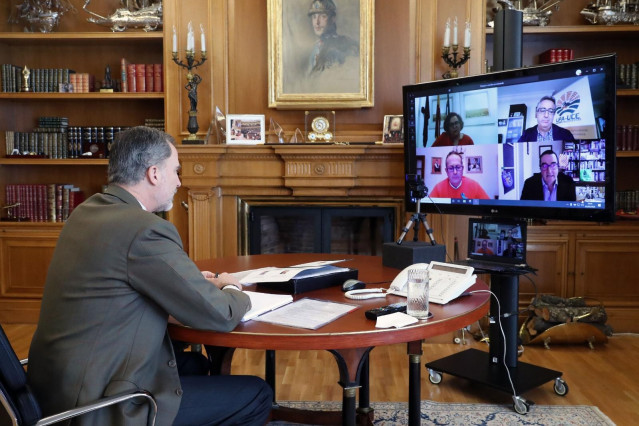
[289,259,350,268]
[375,312,419,329]
[253,298,357,330]
[241,291,293,322]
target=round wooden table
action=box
[169,254,489,426]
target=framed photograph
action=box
[267,0,374,109]
[539,144,553,157]
[382,115,403,144]
[226,115,266,145]
[431,156,442,174]
[467,156,482,173]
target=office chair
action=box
[0,324,157,426]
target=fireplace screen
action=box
[248,206,395,255]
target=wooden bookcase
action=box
[483,4,639,332]
[0,1,165,322]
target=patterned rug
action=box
[269,400,615,425]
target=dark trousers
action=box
[173,346,273,426]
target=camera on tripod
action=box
[406,174,428,200]
[382,173,445,269]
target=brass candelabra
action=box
[172,50,207,143]
[441,45,471,79]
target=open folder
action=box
[241,291,293,322]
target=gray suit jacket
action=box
[27,185,251,426]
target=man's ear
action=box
[146,165,160,186]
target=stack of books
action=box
[5,116,69,158]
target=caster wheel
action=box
[428,369,442,384]
[554,378,569,396]
[512,396,530,415]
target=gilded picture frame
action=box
[267,0,374,109]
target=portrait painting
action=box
[382,115,403,144]
[226,115,266,145]
[467,156,482,173]
[431,157,442,174]
[267,0,374,109]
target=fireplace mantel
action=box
[177,144,405,260]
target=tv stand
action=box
[424,271,568,414]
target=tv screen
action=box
[403,54,616,222]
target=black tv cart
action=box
[424,271,568,414]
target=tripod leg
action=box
[397,216,415,244]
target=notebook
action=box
[454,218,536,274]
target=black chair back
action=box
[0,324,41,425]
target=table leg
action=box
[203,345,236,375]
[328,347,374,426]
[407,340,423,426]
[358,356,373,418]
[265,350,276,403]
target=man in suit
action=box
[27,127,272,425]
[518,96,576,143]
[521,149,576,201]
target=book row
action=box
[616,124,639,151]
[5,183,84,223]
[0,62,164,93]
[616,189,639,214]
[6,127,126,159]
[6,119,164,158]
[1,65,75,93]
[120,60,163,93]
[539,48,575,64]
[618,63,638,90]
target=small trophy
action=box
[22,66,30,92]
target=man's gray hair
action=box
[108,126,175,185]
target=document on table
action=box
[236,260,351,285]
[253,298,358,330]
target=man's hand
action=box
[201,271,243,291]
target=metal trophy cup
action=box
[383,175,446,270]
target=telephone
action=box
[388,261,476,305]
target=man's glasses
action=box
[540,162,558,171]
[536,108,556,115]
[446,165,463,172]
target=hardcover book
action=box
[145,64,154,92]
[135,64,146,93]
[127,63,137,92]
[153,63,162,92]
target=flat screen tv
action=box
[403,54,616,222]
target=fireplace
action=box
[245,204,396,255]
[176,144,407,261]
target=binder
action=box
[256,268,358,294]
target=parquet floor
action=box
[4,324,637,424]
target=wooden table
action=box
[169,254,489,426]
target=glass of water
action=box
[407,268,430,319]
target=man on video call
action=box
[520,149,577,201]
[518,96,576,143]
[429,151,490,199]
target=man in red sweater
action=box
[430,151,490,199]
